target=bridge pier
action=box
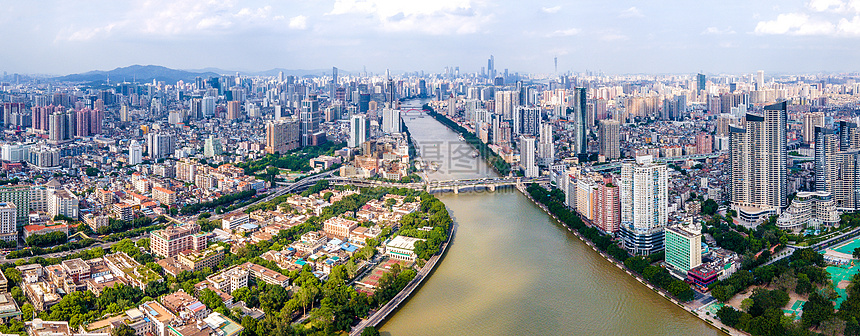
[453,186,459,194]
[489,184,496,192]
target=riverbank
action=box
[515,183,742,336]
[350,211,459,335]
[422,104,512,176]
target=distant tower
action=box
[554,57,558,75]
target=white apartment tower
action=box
[619,155,668,256]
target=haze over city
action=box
[4,0,860,74]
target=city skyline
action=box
[4,0,860,75]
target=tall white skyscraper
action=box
[729,101,787,225]
[350,115,369,148]
[0,202,17,243]
[128,140,142,166]
[382,108,401,134]
[620,155,668,256]
[538,124,554,166]
[520,135,538,177]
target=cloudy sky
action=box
[3,0,860,75]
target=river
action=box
[379,101,721,335]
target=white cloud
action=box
[327,0,492,35]
[839,15,860,34]
[56,0,286,41]
[541,6,561,14]
[702,26,736,35]
[548,28,580,37]
[619,7,643,18]
[289,15,308,30]
[807,0,846,12]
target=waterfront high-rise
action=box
[664,224,702,273]
[520,135,538,178]
[598,119,621,160]
[349,114,369,148]
[573,87,588,156]
[620,156,668,256]
[595,178,620,235]
[382,108,401,134]
[729,101,787,224]
[538,123,554,166]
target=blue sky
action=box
[2,0,860,75]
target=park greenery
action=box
[237,141,344,178]
[526,183,694,301]
[180,189,257,215]
[424,104,512,176]
[706,235,860,336]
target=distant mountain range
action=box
[53,65,220,83]
[53,65,354,83]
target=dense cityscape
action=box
[5,1,860,336]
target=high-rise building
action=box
[598,119,621,160]
[382,108,401,134]
[573,88,588,156]
[538,123,554,166]
[803,112,825,144]
[0,202,16,243]
[729,101,787,224]
[146,133,175,160]
[202,96,216,117]
[128,140,142,166]
[190,98,203,120]
[838,120,859,151]
[620,156,668,256]
[349,115,369,148]
[150,223,205,258]
[695,133,713,154]
[48,188,79,220]
[815,126,838,194]
[265,119,300,154]
[664,224,702,273]
[226,101,241,120]
[696,73,706,93]
[0,186,30,228]
[834,150,860,211]
[595,178,621,235]
[515,106,540,136]
[1,143,30,163]
[300,97,320,147]
[204,135,223,157]
[520,135,538,177]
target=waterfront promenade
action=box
[349,222,458,336]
